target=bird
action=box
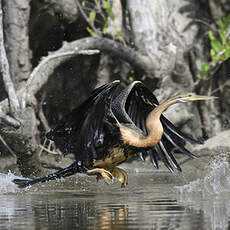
[13,80,216,188]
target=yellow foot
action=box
[111,167,128,187]
[87,168,113,184]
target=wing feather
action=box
[159,140,182,171]
[161,116,203,145]
[155,144,174,172]
[147,149,159,169]
[163,130,198,159]
[46,81,120,166]
[113,81,199,172]
[47,80,200,172]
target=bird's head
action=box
[170,93,217,103]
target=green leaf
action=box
[89,10,96,26]
[211,39,224,53]
[218,28,226,44]
[103,0,115,20]
[116,30,123,41]
[102,20,108,34]
[198,62,210,79]
[129,76,134,82]
[86,27,95,36]
[210,49,216,58]
[201,62,211,72]
[198,14,230,80]
[103,0,111,10]
[216,20,223,30]
[208,31,215,41]
[108,11,115,20]
[210,50,219,62]
[223,14,230,29]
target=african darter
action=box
[13,80,215,187]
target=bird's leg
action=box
[111,167,128,187]
[87,167,128,187]
[87,168,114,184]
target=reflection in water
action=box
[0,191,202,230]
[90,204,128,230]
[0,158,229,230]
[33,198,96,229]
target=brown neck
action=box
[146,97,177,131]
[120,98,178,148]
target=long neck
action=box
[120,98,178,148]
[146,97,177,131]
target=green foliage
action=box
[116,30,123,41]
[102,19,108,34]
[89,10,96,27]
[129,76,134,82]
[199,62,211,79]
[102,0,115,21]
[86,27,95,36]
[86,0,122,40]
[198,15,230,79]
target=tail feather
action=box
[13,162,85,188]
[13,178,35,188]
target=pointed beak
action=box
[188,94,218,101]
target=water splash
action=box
[0,171,26,194]
[176,152,230,195]
[204,154,230,194]
[175,152,230,230]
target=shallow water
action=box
[0,158,229,230]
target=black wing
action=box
[111,81,200,172]
[46,80,120,166]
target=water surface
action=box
[0,158,229,230]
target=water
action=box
[0,156,229,230]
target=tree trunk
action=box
[3,0,31,88]
[126,0,206,138]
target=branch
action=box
[0,113,21,128]
[38,92,50,133]
[1,37,158,112]
[0,0,20,113]
[25,37,157,98]
[75,0,98,34]
[0,134,16,157]
[39,145,61,156]
[21,48,100,108]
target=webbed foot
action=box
[111,167,128,187]
[87,168,113,184]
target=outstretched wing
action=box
[111,81,201,172]
[46,80,120,166]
